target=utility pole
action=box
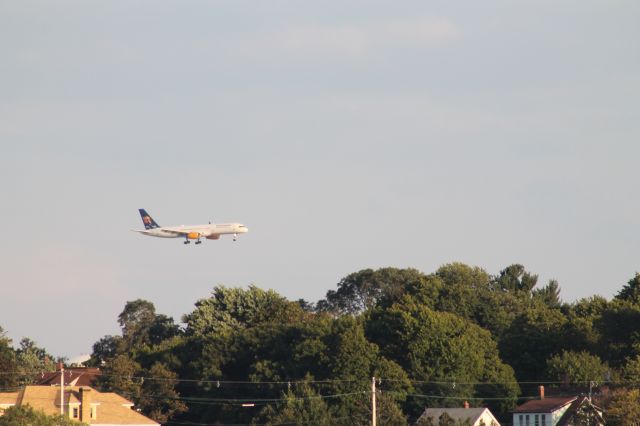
[60,364,64,415]
[371,376,377,426]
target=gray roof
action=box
[418,407,491,424]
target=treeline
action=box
[0,333,57,386]
[3,263,640,425]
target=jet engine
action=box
[187,232,201,240]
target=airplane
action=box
[133,209,248,244]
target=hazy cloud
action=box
[237,17,461,59]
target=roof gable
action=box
[514,397,576,413]
[0,386,159,425]
[37,367,101,387]
[555,397,605,426]
[419,407,494,425]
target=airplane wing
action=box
[161,229,193,235]
[162,227,213,236]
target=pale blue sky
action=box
[1,0,639,358]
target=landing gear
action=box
[185,235,202,245]
[233,233,238,242]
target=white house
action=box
[417,402,500,426]
[513,386,604,426]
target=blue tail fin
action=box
[139,209,160,229]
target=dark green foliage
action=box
[606,388,640,425]
[546,350,609,384]
[252,380,334,426]
[147,314,182,345]
[137,363,187,423]
[88,335,123,366]
[15,268,639,426]
[97,354,142,400]
[560,296,607,355]
[366,298,519,418]
[118,299,181,352]
[432,263,492,320]
[499,304,567,381]
[317,268,429,314]
[15,338,56,385]
[620,355,640,383]
[596,300,640,367]
[0,327,18,389]
[376,393,408,426]
[492,264,538,294]
[532,279,562,308]
[118,299,157,348]
[183,285,304,337]
[615,273,640,304]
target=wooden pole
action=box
[372,377,376,426]
[60,364,64,416]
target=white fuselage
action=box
[136,223,248,240]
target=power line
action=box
[0,370,359,385]
[0,369,623,387]
[0,388,369,407]
[164,415,360,426]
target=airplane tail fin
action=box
[139,209,160,229]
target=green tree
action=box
[561,296,608,355]
[119,300,156,339]
[599,274,640,366]
[15,338,56,385]
[0,327,18,389]
[620,355,640,383]
[183,285,304,338]
[546,351,608,385]
[606,388,640,426]
[137,362,187,423]
[317,268,429,314]
[499,304,567,381]
[376,393,408,426]
[0,405,85,426]
[492,264,538,294]
[147,314,181,345]
[615,273,640,305]
[88,335,124,366]
[180,289,326,426]
[432,263,492,320]
[321,317,384,426]
[252,380,333,426]
[98,354,142,402]
[89,303,180,368]
[532,279,562,308]
[393,263,531,340]
[366,298,519,417]
[596,300,640,367]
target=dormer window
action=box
[72,407,79,418]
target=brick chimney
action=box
[56,362,64,371]
[463,400,469,409]
[80,387,92,422]
[539,385,545,400]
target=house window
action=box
[519,414,523,426]
[525,414,530,426]
[72,408,78,418]
[535,414,539,426]
[541,414,546,426]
